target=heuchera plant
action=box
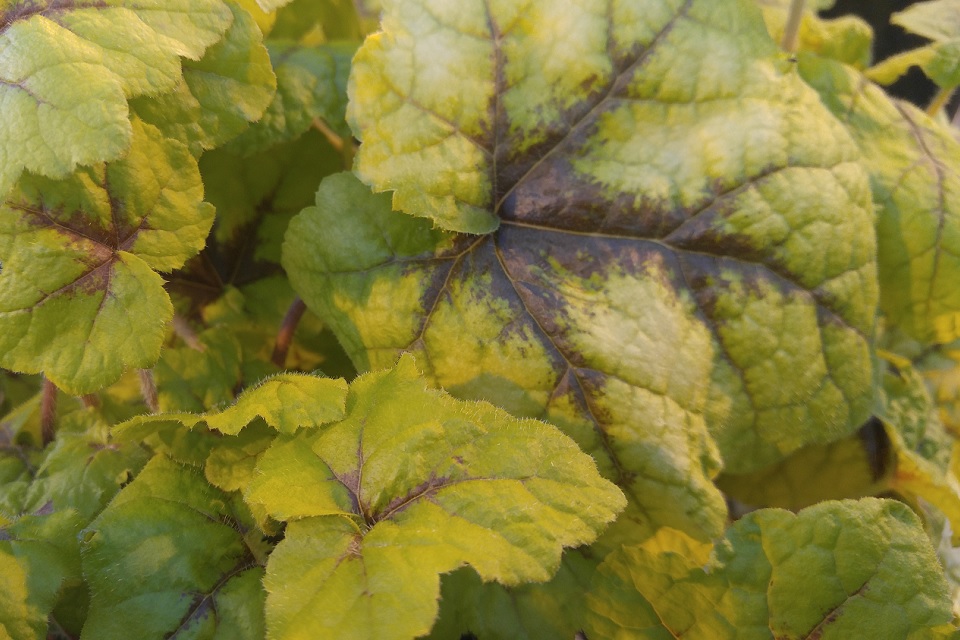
[3,0,960,637]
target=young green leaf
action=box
[153,329,244,414]
[80,455,265,640]
[225,41,358,155]
[0,0,233,198]
[586,499,955,640]
[115,369,348,443]
[0,120,215,394]
[799,56,960,346]
[248,354,625,640]
[130,1,277,157]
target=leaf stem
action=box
[41,377,57,447]
[927,86,955,117]
[311,118,357,168]
[781,0,806,54]
[138,369,160,413]
[272,297,308,369]
[171,312,204,351]
[80,394,101,409]
[312,117,345,152]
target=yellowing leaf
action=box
[285,157,877,539]
[0,120,215,394]
[0,0,233,197]
[316,0,880,510]
[893,0,960,43]
[250,354,625,640]
[800,56,960,346]
[876,353,960,543]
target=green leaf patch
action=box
[586,499,955,640]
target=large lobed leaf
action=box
[288,0,880,540]
[0,0,233,198]
[586,499,955,639]
[0,120,215,394]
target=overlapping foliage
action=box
[3,0,960,638]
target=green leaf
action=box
[203,372,348,435]
[0,120,215,394]
[204,421,274,494]
[250,354,624,640]
[284,162,877,538]
[130,1,277,156]
[225,40,357,155]
[0,509,85,640]
[799,56,960,345]
[80,455,265,640]
[716,424,885,511]
[586,499,955,640]
[0,0,233,198]
[153,329,244,413]
[21,410,149,521]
